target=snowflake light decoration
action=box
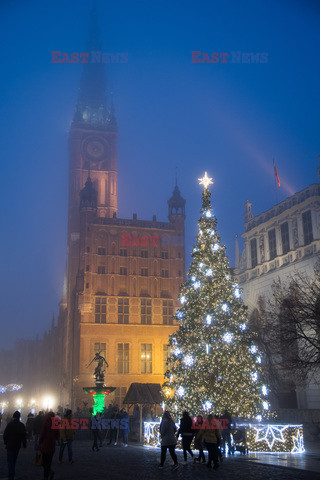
[203,401,212,410]
[221,303,229,312]
[177,386,185,397]
[223,332,233,343]
[234,288,241,298]
[184,355,194,366]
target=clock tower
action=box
[64,8,118,400]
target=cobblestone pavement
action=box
[1,440,320,480]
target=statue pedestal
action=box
[83,386,116,415]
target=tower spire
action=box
[168,178,186,220]
[73,5,112,127]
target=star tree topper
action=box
[198,172,213,190]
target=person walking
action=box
[33,411,45,451]
[91,412,102,451]
[220,409,233,455]
[3,410,27,480]
[177,411,194,464]
[119,408,129,447]
[39,411,59,480]
[26,412,35,441]
[158,411,178,470]
[200,414,221,470]
[193,415,206,464]
[58,409,75,464]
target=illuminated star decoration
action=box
[198,172,213,190]
[254,425,287,450]
[291,429,305,453]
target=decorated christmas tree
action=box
[163,173,269,418]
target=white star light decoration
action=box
[198,172,213,190]
[254,425,287,450]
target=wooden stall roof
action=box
[123,383,162,405]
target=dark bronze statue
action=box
[87,352,109,386]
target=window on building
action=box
[118,298,129,324]
[86,283,89,289]
[161,251,169,259]
[114,386,127,408]
[98,266,106,274]
[268,229,277,260]
[163,299,174,325]
[117,343,129,374]
[161,270,169,278]
[302,210,313,245]
[98,247,106,255]
[86,265,90,271]
[94,342,106,359]
[250,238,257,269]
[120,248,127,257]
[141,299,152,324]
[141,250,148,258]
[163,344,169,373]
[120,267,127,275]
[141,268,148,276]
[281,222,290,255]
[87,247,90,253]
[141,344,152,374]
[95,296,107,323]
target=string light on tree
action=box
[162,172,269,417]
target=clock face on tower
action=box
[82,136,109,168]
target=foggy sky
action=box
[0,0,319,349]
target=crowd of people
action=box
[1,404,131,479]
[159,409,234,470]
[2,405,234,478]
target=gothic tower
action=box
[64,8,117,402]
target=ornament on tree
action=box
[162,172,269,418]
